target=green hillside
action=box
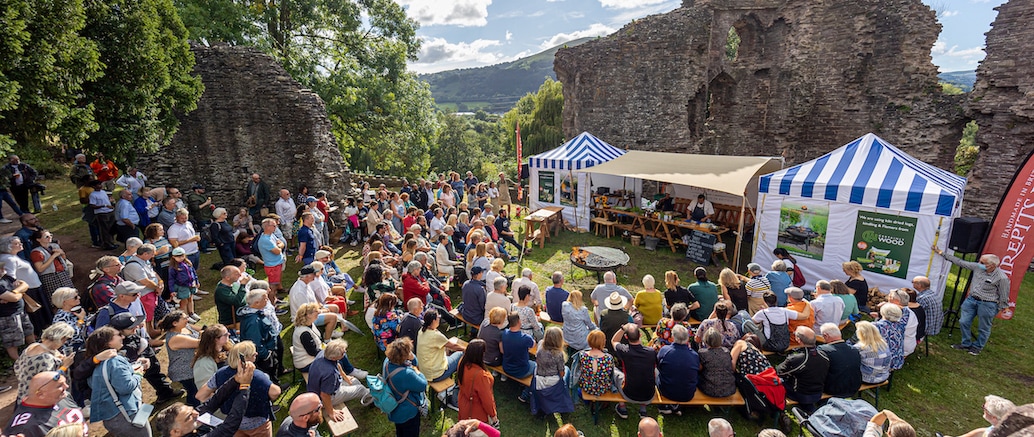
[420,37,594,113]
[937,70,976,92]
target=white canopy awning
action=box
[583,150,783,197]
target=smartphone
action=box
[238,352,245,364]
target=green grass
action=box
[16,177,1034,436]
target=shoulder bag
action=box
[102,360,153,428]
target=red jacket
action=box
[401,272,429,305]
[746,367,786,410]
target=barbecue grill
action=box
[571,246,630,282]
[784,226,821,251]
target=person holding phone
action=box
[863,409,915,437]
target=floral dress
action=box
[697,318,740,350]
[372,309,401,351]
[53,310,87,355]
[735,342,772,376]
[875,311,909,370]
[651,318,692,348]
[577,353,616,396]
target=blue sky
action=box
[402,0,1007,74]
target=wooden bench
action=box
[591,217,615,238]
[539,312,563,327]
[450,308,480,334]
[427,378,456,411]
[582,388,745,424]
[486,365,533,387]
[327,403,359,435]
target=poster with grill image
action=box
[777,200,829,260]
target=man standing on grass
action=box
[258,218,288,309]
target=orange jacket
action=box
[458,363,496,422]
[90,159,119,182]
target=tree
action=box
[174,0,256,44]
[78,0,204,160]
[0,0,102,154]
[175,0,437,176]
[502,77,564,156]
[954,120,979,176]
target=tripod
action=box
[942,252,976,337]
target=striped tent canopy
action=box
[759,133,966,217]
[528,132,626,170]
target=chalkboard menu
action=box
[685,230,717,265]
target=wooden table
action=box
[594,207,728,253]
[524,206,564,248]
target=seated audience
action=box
[561,290,596,351]
[688,267,719,321]
[633,274,664,326]
[154,361,255,437]
[663,270,696,311]
[697,327,737,398]
[371,293,402,352]
[306,339,372,410]
[657,324,699,415]
[873,303,907,371]
[830,279,860,321]
[708,418,735,437]
[544,271,569,323]
[276,392,322,437]
[852,321,893,384]
[955,395,1015,437]
[695,300,739,350]
[811,280,845,331]
[397,298,424,348]
[599,292,631,356]
[776,327,829,406]
[513,285,543,342]
[382,338,427,437]
[483,277,511,323]
[751,292,802,352]
[817,323,862,398]
[534,327,574,415]
[416,309,466,387]
[730,333,772,376]
[863,409,915,437]
[2,371,85,437]
[785,288,815,346]
[573,330,617,398]
[500,311,535,403]
[478,307,507,367]
[610,323,656,420]
[652,303,692,349]
[459,266,488,333]
[198,342,281,436]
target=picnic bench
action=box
[525,206,564,248]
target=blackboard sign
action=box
[685,230,717,265]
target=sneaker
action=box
[192,295,203,301]
[0,219,11,224]
[350,241,358,247]
[951,344,970,351]
[969,347,982,356]
[347,300,356,305]
[331,331,344,339]
[155,389,186,404]
[271,405,282,414]
[195,290,210,295]
[0,385,11,394]
[638,406,648,417]
[90,244,102,249]
[614,404,629,420]
[518,392,530,404]
[445,395,460,412]
[499,374,508,382]
[657,405,674,415]
[508,257,518,263]
[361,393,374,407]
[276,307,289,315]
[188,313,201,323]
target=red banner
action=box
[516,121,523,177]
[981,148,1034,319]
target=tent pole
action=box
[735,195,747,272]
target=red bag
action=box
[791,266,806,288]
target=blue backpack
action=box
[367,361,409,414]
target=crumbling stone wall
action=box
[138,44,350,217]
[965,0,1034,219]
[555,0,966,175]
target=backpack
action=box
[761,311,790,352]
[367,361,410,414]
[790,263,806,288]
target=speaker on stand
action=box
[942,217,989,337]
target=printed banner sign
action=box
[538,171,554,203]
[981,149,1034,319]
[850,211,917,279]
[777,200,829,260]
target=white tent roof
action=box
[584,150,784,197]
[528,132,626,170]
[758,133,966,217]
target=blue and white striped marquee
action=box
[528,132,626,171]
[758,133,966,217]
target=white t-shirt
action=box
[167,222,199,255]
[289,279,318,316]
[429,216,446,237]
[752,307,799,339]
[89,190,113,213]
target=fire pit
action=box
[784,226,821,251]
[571,246,630,282]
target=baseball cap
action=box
[314,250,331,260]
[747,263,762,273]
[110,312,145,331]
[299,265,317,276]
[171,247,186,256]
[470,266,486,276]
[306,196,318,203]
[114,282,146,296]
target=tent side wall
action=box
[753,194,958,293]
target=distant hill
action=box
[419,37,594,113]
[938,70,976,92]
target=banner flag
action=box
[516,121,523,177]
[981,148,1034,319]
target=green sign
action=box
[538,171,554,203]
[850,211,917,279]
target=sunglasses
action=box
[305,403,324,416]
[39,372,64,390]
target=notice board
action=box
[685,230,717,265]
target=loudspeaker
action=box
[520,164,530,180]
[948,217,989,253]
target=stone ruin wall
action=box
[138,44,351,218]
[965,0,1034,219]
[555,0,969,203]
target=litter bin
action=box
[644,236,660,251]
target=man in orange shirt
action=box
[786,287,814,346]
[90,152,120,191]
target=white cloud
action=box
[598,0,670,9]
[932,40,985,58]
[411,37,507,74]
[539,23,616,50]
[397,0,492,27]
[505,31,513,41]
[608,0,681,24]
[940,10,959,17]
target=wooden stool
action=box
[591,217,614,238]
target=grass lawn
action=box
[4,177,1032,436]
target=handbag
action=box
[22,293,41,313]
[102,359,153,428]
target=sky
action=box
[401,0,1008,75]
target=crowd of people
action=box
[0,160,1021,437]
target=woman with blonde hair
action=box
[853,320,892,383]
[292,303,325,372]
[534,326,575,414]
[562,290,596,351]
[485,257,505,287]
[633,274,664,326]
[718,268,748,315]
[843,260,870,311]
[14,322,75,402]
[663,270,692,310]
